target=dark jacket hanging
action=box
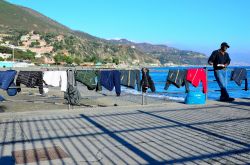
[120,70,141,91]
[75,70,101,91]
[141,68,155,93]
[64,69,81,105]
[16,71,44,94]
[100,70,121,96]
[164,69,189,93]
[230,68,248,91]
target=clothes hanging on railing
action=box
[164,69,189,93]
[43,71,68,92]
[141,68,155,93]
[100,70,121,96]
[75,70,101,91]
[230,68,248,91]
[16,71,44,94]
[0,70,17,101]
[120,70,141,91]
[64,69,81,105]
[186,68,207,93]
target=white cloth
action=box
[43,71,67,92]
[43,87,49,93]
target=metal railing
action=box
[0,67,249,108]
[141,67,250,105]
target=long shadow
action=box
[160,147,250,164]
[0,111,249,164]
[228,100,250,107]
[0,102,247,126]
[80,114,160,164]
[79,112,250,164]
[133,111,247,163]
[0,115,249,146]
[138,110,250,147]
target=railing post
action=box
[205,67,208,101]
[142,91,144,105]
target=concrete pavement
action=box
[0,99,250,164]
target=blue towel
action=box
[100,70,121,96]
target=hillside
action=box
[0,0,207,66]
[109,39,208,65]
[0,0,70,33]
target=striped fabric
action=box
[16,71,44,94]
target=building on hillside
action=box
[43,56,55,64]
[149,63,161,67]
[56,35,64,41]
[132,59,140,64]
[29,46,53,55]
[35,53,42,58]
[13,62,35,67]
[39,40,47,47]
[20,35,30,42]
[30,34,40,41]
[0,53,12,59]
[80,62,94,66]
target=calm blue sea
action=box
[121,66,250,101]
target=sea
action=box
[121,66,250,101]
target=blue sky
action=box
[7,0,250,63]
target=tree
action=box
[112,57,119,65]
[0,57,4,61]
[74,57,81,65]
[54,54,64,64]
[103,57,112,64]
[30,41,40,48]
[64,56,73,64]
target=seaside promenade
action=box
[0,87,249,164]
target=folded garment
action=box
[100,70,121,96]
[16,71,44,94]
[230,68,248,91]
[43,71,67,92]
[164,69,189,93]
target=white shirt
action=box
[43,71,67,92]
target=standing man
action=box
[208,42,235,102]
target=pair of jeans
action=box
[214,69,229,99]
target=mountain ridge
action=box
[0,0,207,65]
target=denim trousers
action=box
[214,69,229,99]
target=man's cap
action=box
[221,42,230,48]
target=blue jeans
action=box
[214,69,229,99]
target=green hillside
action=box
[0,0,207,65]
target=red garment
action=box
[186,68,207,93]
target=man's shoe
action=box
[226,97,235,102]
[220,97,228,102]
[220,97,235,102]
